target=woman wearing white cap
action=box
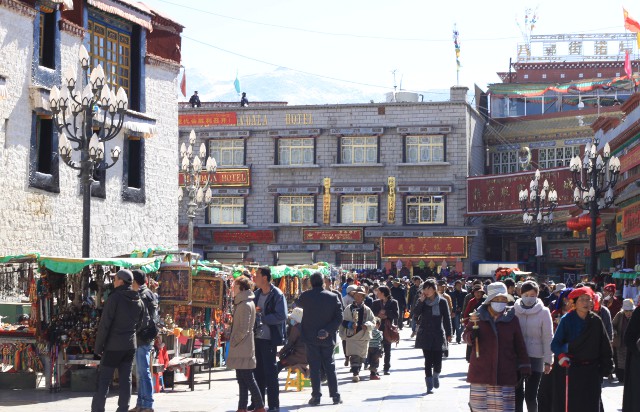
[277,307,307,374]
[464,282,531,412]
[613,299,635,382]
[513,281,553,412]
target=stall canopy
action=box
[612,270,639,280]
[0,254,160,274]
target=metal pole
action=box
[590,193,598,278]
[82,163,91,258]
[188,200,195,253]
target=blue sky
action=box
[142,0,638,96]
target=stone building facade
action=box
[0,0,182,257]
[178,87,485,276]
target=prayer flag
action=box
[234,72,241,94]
[180,69,186,98]
[453,26,461,71]
[625,50,632,79]
[624,8,640,32]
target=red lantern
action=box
[596,216,602,226]
[579,215,591,230]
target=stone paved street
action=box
[0,327,625,411]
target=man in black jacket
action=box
[390,279,407,330]
[297,272,344,406]
[450,280,467,344]
[130,270,158,412]
[92,269,148,412]
[252,267,287,412]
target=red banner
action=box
[382,237,466,258]
[179,169,250,187]
[213,230,275,244]
[467,167,574,215]
[596,231,607,252]
[302,229,362,243]
[620,143,640,174]
[622,203,640,241]
[179,112,237,127]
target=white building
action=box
[0,0,182,257]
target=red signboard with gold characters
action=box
[467,167,574,215]
[179,112,237,127]
[302,229,362,243]
[621,203,640,242]
[382,237,466,258]
[213,230,275,244]
[179,169,250,187]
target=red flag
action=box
[180,69,186,98]
[625,50,632,79]
[624,8,640,32]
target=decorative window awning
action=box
[123,111,157,138]
[0,76,7,101]
[87,0,153,31]
[50,0,74,10]
[30,86,52,115]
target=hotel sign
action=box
[382,237,466,258]
[302,229,363,243]
[179,169,250,187]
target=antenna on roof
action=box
[399,74,404,91]
[391,69,398,93]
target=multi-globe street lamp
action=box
[570,138,621,277]
[519,169,559,276]
[49,45,127,257]
[178,130,217,252]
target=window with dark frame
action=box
[36,117,54,174]
[39,10,56,69]
[126,138,142,189]
[405,195,445,225]
[29,114,59,193]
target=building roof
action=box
[488,75,639,97]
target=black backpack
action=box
[138,289,159,343]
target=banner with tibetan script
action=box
[302,229,362,243]
[213,230,275,244]
[179,112,237,127]
[467,167,574,215]
[382,237,466,258]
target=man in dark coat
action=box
[390,279,407,330]
[252,267,287,412]
[371,286,399,374]
[188,91,201,107]
[623,304,640,411]
[131,270,158,412]
[297,272,344,406]
[92,270,147,412]
[450,280,467,344]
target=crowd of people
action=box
[221,270,640,412]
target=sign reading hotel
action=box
[302,229,362,243]
[467,167,573,215]
[382,237,466,258]
[179,168,250,187]
[213,230,275,244]
[179,112,237,127]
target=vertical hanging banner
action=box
[387,177,396,224]
[453,25,461,84]
[323,178,331,224]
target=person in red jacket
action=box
[464,282,531,412]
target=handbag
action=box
[278,345,295,360]
[382,319,400,344]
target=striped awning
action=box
[87,0,153,31]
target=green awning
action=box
[38,256,160,274]
[612,271,638,280]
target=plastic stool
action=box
[284,367,310,391]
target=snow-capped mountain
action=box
[183,67,452,105]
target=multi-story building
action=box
[0,0,182,256]
[178,87,484,277]
[473,33,637,278]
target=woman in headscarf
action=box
[464,282,530,412]
[550,287,613,412]
[623,300,640,411]
[413,278,452,394]
[513,281,553,412]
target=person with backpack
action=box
[130,270,159,412]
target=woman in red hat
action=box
[550,287,613,412]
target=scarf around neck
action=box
[426,294,441,316]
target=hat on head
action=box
[472,284,485,293]
[289,307,303,323]
[553,283,566,293]
[623,299,635,311]
[132,269,146,286]
[353,286,367,296]
[568,287,595,302]
[346,285,358,294]
[116,269,133,284]
[604,283,616,292]
[483,282,515,304]
[392,278,401,283]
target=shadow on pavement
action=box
[363,393,425,401]
[0,389,93,406]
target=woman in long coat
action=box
[340,286,375,382]
[623,302,640,411]
[227,277,265,412]
[550,287,613,412]
[413,278,452,394]
[371,286,399,375]
[613,299,635,382]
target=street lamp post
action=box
[519,169,559,276]
[570,139,621,277]
[49,45,127,257]
[178,130,217,252]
